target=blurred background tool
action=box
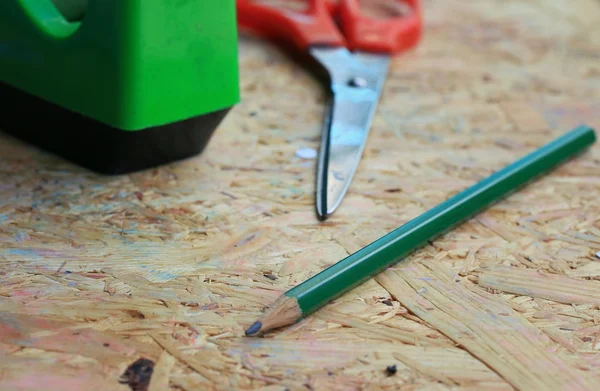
[236,0,422,220]
[0,0,240,174]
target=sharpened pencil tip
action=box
[245,321,262,336]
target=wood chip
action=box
[376,260,599,390]
[149,333,221,384]
[148,350,176,391]
[472,265,600,305]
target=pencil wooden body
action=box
[248,125,596,334]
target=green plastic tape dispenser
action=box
[0,0,240,174]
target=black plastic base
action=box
[0,81,230,175]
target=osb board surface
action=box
[2,0,600,390]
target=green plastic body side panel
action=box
[0,0,240,131]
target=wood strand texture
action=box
[2,0,600,389]
[376,261,599,391]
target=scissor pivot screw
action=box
[348,77,368,88]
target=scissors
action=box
[236,0,422,220]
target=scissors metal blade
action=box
[310,47,390,220]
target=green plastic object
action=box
[0,0,240,174]
[50,0,88,23]
[286,125,596,317]
[2,0,239,130]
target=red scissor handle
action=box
[236,0,346,52]
[337,0,422,54]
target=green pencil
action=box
[245,125,597,336]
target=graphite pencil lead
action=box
[244,321,262,336]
